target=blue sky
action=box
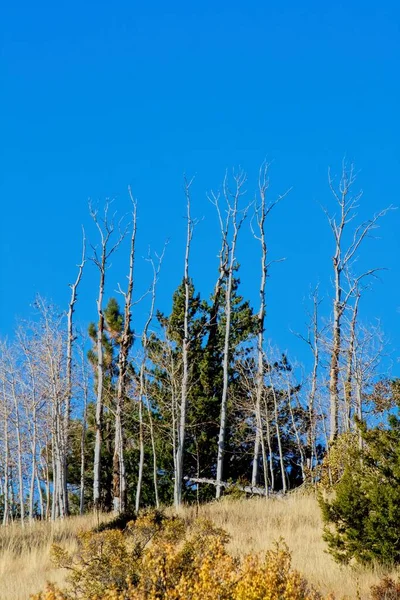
[1,1,399,372]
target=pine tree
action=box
[320,380,400,565]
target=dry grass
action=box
[177,492,400,599]
[0,513,110,600]
[0,494,399,599]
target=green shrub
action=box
[320,405,400,566]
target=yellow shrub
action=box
[234,541,323,600]
[32,512,331,600]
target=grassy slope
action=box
[0,494,398,599]
[0,513,109,600]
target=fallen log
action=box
[183,476,283,498]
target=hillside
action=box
[1,495,398,600]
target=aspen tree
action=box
[324,162,390,441]
[90,202,126,511]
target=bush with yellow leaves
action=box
[31,510,328,600]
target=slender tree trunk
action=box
[261,377,275,493]
[43,444,51,520]
[146,398,159,508]
[175,183,194,507]
[259,411,269,497]
[35,465,44,520]
[90,202,125,511]
[113,197,136,514]
[29,412,37,522]
[65,231,86,516]
[136,250,165,509]
[355,380,363,450]
[287,387,306,483]
[2,380,10,525]
[51,430,58,521]
[330,260,342,443]
[216,187,244,499]
[10,375,25,525]
[251,170,269,487]
[135,396,144,512]
[93,272,105,511]
[344,294,360,431]
[325,164,389,443]
[270,382,287,493]
[295,286,322,478]
[79,369,88,515]
[172,391,178,506]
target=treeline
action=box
[0,162,397,522]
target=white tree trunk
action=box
[65,231,86,516]
[175,183,194,507]
[10,374,25,525]
[90,202,125,511]
[215,173,247,499]
[113,198,136,514]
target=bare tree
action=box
[214,171,249,499]
[36,298,68,519]
[90,201,126,511]
[265,361,287,494]
[294,286,324,476]
[343,289,360,432]
[113,192,137,514]
[64,229,86,516]
[352,321,387,448]
[251,162,287,487]
[0,345,12,525]
[16,327,43,522]
[323,162,391,442]
[136,246,166,511]
[7,349,26,524]
[76,342,90,515]
[175,178,196,507]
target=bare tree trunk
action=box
[175,180,195,507]
[330,259,342,442]
[251,163,286,486]
[65,230,86,516]
[286,383,306,483]
[216,172,247,499]
[51,429,58,521]
[90,202,126,512]
[308,288,320,474]
[263,392,275,491]
[146,251,166,509]
[344,293,360,431]
[1,377,10,525]
[251,170,267,488]
[29,411,37,522]
[355,379,363,450]
[43,443,51,520]
[135,394,144,512]
[113,194,137,514]
[172,359,179,508]
[324,162,390,443]
[79,353,89,516]
[93,262,105,513]
[35,463,44,519]
[270,381,287,493]
[136,249,166,510]
[259,410,269,497]
[10,373,25,525]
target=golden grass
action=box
[0,513,110,600]
[177,492,399,599]
[0,494,399,599]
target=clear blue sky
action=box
[1,1,399,372]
